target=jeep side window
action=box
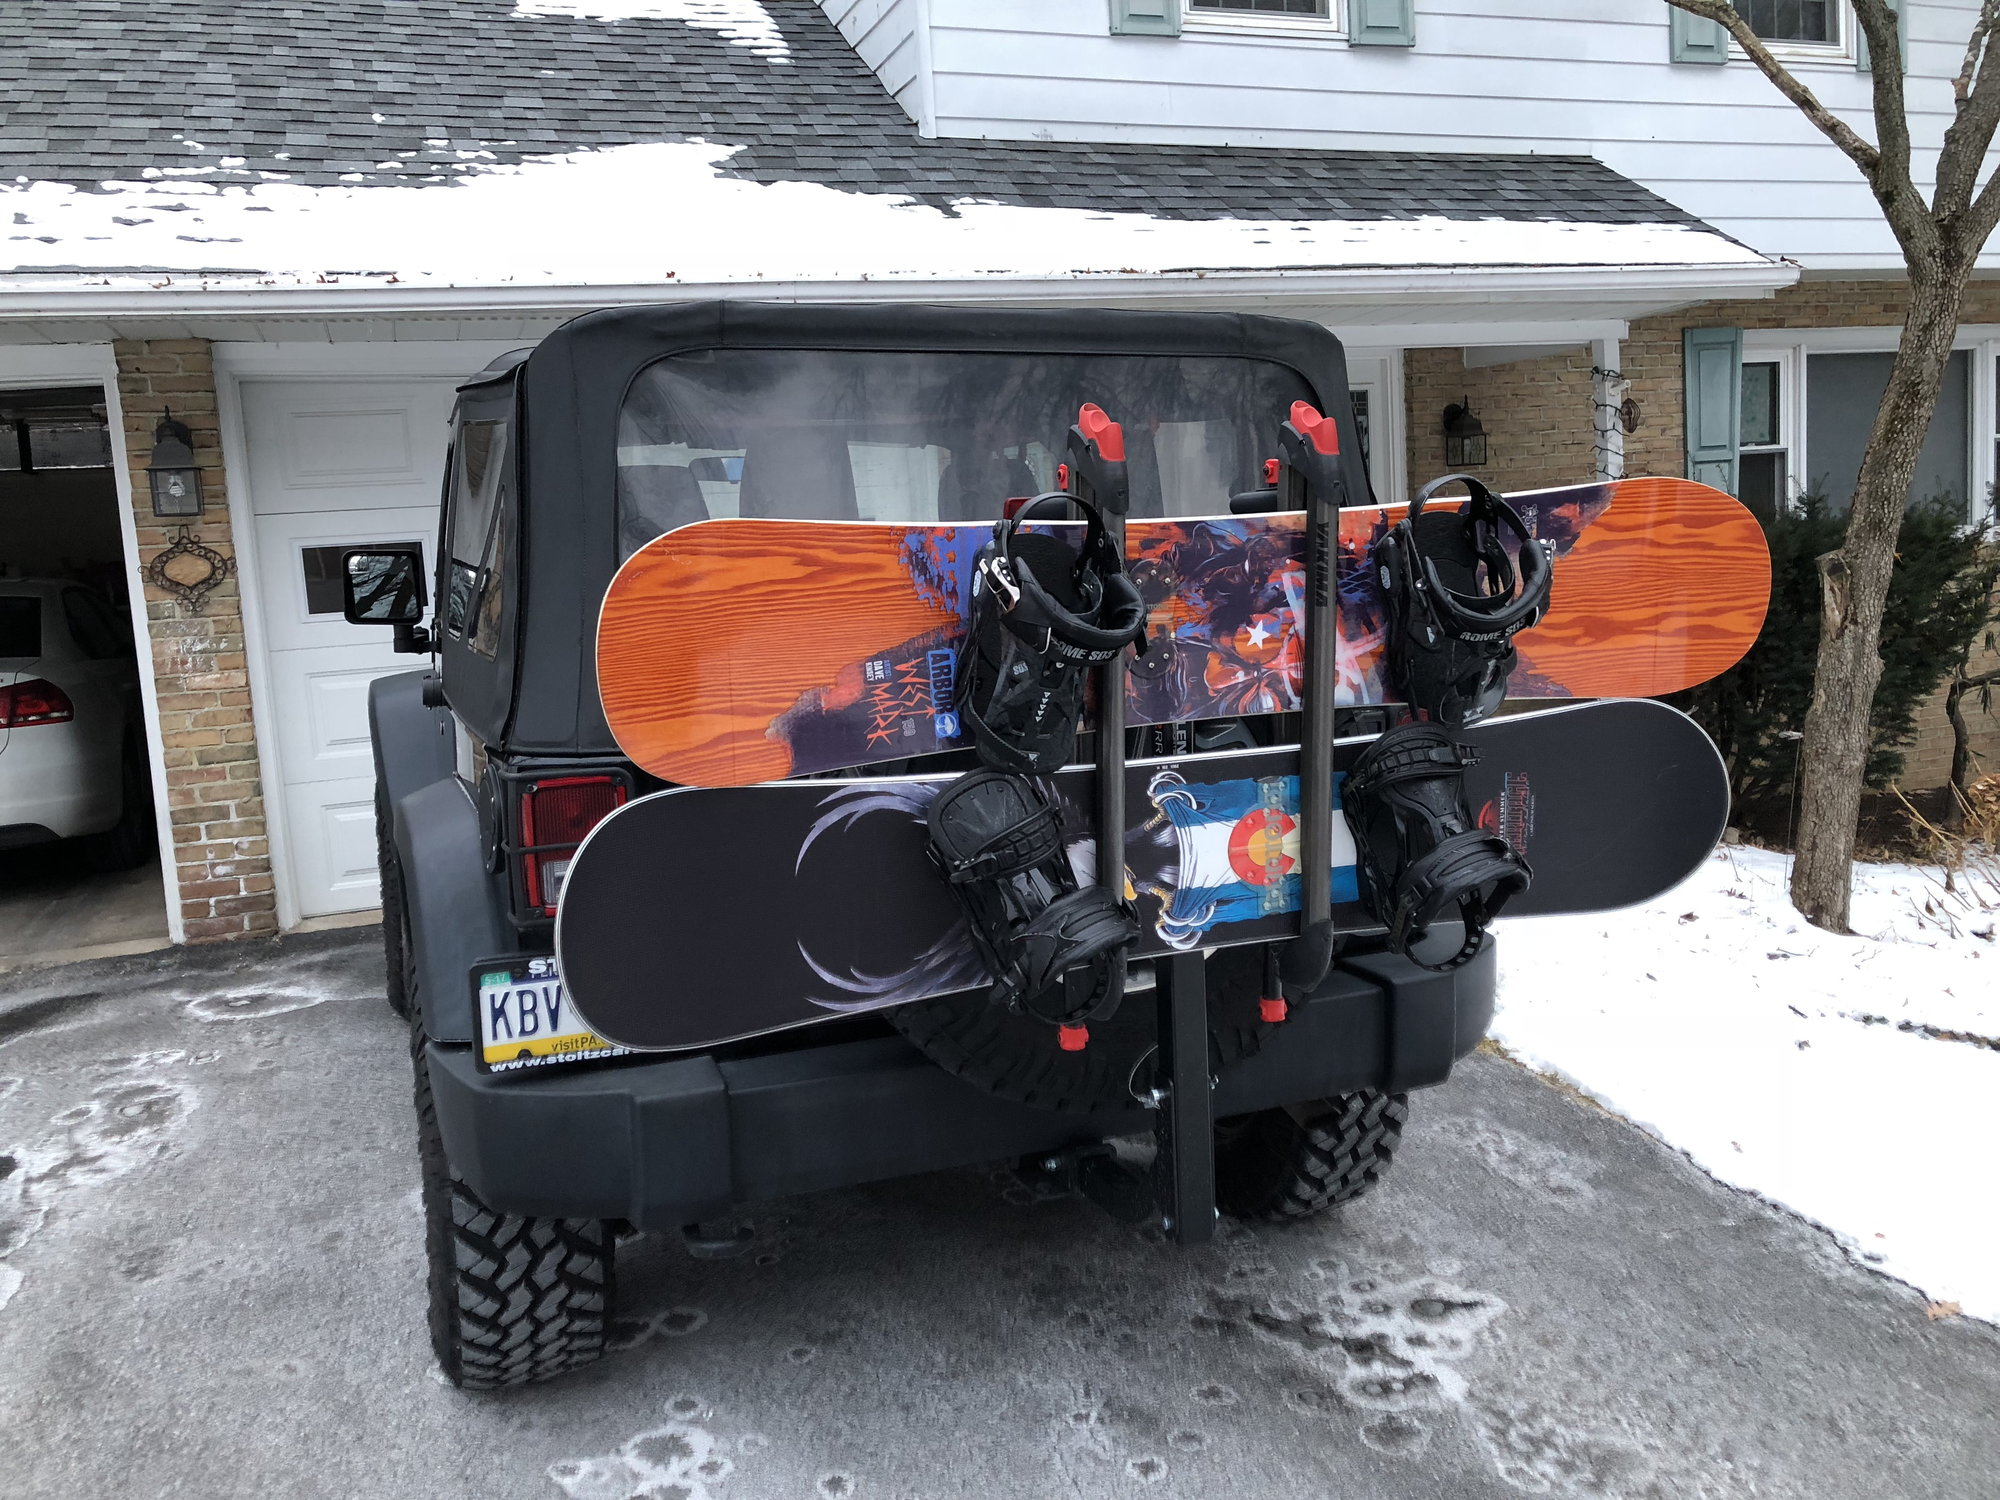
[445,417,508,653]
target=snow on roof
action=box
[511,0,790,61]
[0,140,1772,297]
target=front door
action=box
[241,380,456,920]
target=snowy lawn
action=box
[1492,842,1998,1322]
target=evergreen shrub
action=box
[1668,492,1999,815]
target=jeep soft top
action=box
[357,301,1493,1389]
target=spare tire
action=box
[887,943,1273,1113]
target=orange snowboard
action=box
[597,477,1769,786]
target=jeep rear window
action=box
[0,596,39,658]
[615,349,1316,558]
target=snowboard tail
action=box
[555,699,1727,1052]
[597,477,1768,787]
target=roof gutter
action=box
[0,258,1798,323]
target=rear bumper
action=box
[428,940,1496,1228]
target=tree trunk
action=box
[1789,266,1969,930]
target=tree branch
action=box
[1934,0,2000,220]
[1850,0,1915,198]
[1961,158,2000,249]
[1952,0,1995,106]
[1664,0,1885,179]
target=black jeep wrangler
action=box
[348,302,1494,1389]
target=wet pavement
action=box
[1,928,1995,1499]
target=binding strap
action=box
[1375,474,1553,727]
[956,491,1148,775]
[1342,722,1531,971]
[927,769,1139,1022]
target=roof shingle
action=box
[0,0,1708,230]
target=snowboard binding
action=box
[926,768,1137,1027]
[1342,721,1531,971]
[1375,474,1553,728]
[954,489,1149,776]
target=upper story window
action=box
[1182,0,1341,36]
[1739,0,1836,44]
[1190,0,1329,13]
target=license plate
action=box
[472,956,629,1075]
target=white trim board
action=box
[213,341,528,379]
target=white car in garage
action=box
[0,578,153,868]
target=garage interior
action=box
[0,385,169,969]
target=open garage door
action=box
[239,380,455,921]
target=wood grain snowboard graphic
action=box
[555,699,1729,1052]
[597,477,1768,787]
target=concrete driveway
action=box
[1,929,1994,1500]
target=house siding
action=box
[114,339,279,942]
[817,0,927,128]
[911,0,1973,268]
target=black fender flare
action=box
[394,777,510,1045]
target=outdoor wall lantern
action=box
[146,410,203,517]
[1441,400,1488,468]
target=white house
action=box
[0,0,1986,954]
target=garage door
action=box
[241,380,456,920]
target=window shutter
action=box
[1857,0,1907,73]
[1684,326,1744,494]
[1349,0,1415,47]
[1110,0,1180,36]
[1669,8,1727,64]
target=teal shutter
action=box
[1684,326,1744,494]
[1670,8,1728,63]
[1857,0,1906,72]
[1350,0,1415,46]
[1110,0,1180,36]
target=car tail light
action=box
[519,775,628,916]
[0,678,74,728]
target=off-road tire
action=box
[377,785,415,1020]
[1215,1090,1408,1221]
[887,944,1271,1113]
[411,1022,616,1388]
[85,742,155,872]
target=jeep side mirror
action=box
[341,547,431,653]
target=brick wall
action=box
[1403,344,1602,495]
[1398,277,2000,791]
[115,340,279,940]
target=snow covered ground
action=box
[1492,842,1999,1323]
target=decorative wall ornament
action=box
[146,526,234,613]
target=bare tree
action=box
[1665,0,2000,930]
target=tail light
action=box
[0,678,74,727]
[519,774,627,916]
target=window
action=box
[444,417,510,651]
[1348,388,1373,474]
[0,417,112,472]
[1739,0,1836,44]
[1190,0,1328,12]
[1738,361,1788,521]
[300,543,424,617]
[0,596,41,658]
[1181,0,1342,35]
[1807,350,1970,514]
[617,349,1317,552]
